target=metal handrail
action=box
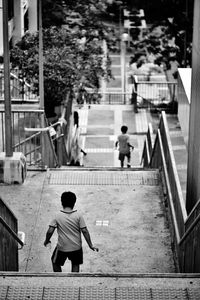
[0,216,24,249]
[141,124,154,166]
[185,198,200,226]
[179,213,200,246]
[156,129,181,244]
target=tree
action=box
[42,0,118,51]
[42,0,112,28]
[10,27,113,117]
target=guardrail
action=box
[141,111,200,272]
[85,92,132,105]
[130,74,177,111]
[179,199,200,272]
[0,90,74,169]
[136,81,177,103]
[0,109,61,169]
[84,82,177,113]
[141,111,188,271]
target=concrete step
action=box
[48,168,160,186]
[0,273,200,299]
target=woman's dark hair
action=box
[61,191,76,208]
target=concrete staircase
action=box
[0,104,198,299]
[1,167,200,299]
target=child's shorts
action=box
[51,247,83,266]
[119,152,131,161]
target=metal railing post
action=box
[3,0,13,157]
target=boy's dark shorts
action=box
[119,152,131,161]
[51,247,83,266]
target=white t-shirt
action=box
[117,134,130,154]
[50,209,86,252]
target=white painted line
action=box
[79,108,89,134]
[172,145,186,150]
[135,109,148,133]
[95,220,110,226]
[102,220,109,226]
[169,131,183,136]
[96,220,102,226]
[176,164,187,170]
[86,124,114,129]
[109,135,117,141]
[84,148,114,153]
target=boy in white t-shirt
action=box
[115,125,134,168]
[44,191,98,272]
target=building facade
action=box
[0,0,37,56]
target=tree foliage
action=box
[42,0,110,28]
[10,26,113,117]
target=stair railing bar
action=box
[141,123,154,167]
[161,112,187,226]
[156,129,181,244]
[184,198,200,231]
[141,136,150,166]
[149,114,186,235]
[179,212,200,246]
[0,216,24,249]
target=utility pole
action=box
[3,0,13,157]
[121,33,129,104]
[38,0,44,110]
[38,0,46,168]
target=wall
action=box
[0,0,2,56]
[177,68,191,147]
[186,0,200,213]
[0,0,37,55]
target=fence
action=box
[0,109,60,168]
[84,81,177,111]
[0,68,38,103]
[134,81,177,112]
[85,92,132,105]
[141,111,200,272]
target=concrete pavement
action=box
[0,168,175,274]
[77,104,150,168]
